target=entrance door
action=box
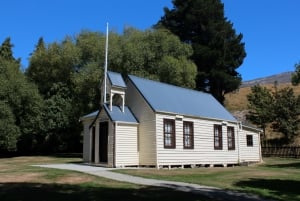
[91,127,95,163]
[99,122,108,163]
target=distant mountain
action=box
[241,71,293,88]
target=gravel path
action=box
[34,164,274,201]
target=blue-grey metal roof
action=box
[107,71,126,88]
[128,75,237,122]
[81,105,138,123]
[103,104,138,123]
[81,110,99,119]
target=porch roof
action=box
[103,104,138,123]
[81,105,138,124]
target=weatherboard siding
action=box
[115,123,139,167]
[239,129,261,162]
[156,113,239,166]
[82,119,92,162]
[126,80,157,166]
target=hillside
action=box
[225,71,300,144]
[225,71,295,112]
[241,71,293,87]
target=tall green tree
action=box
[291,62,300,86]
[72,28,197,114]
[247,84,300,144]
[272,87,300,143]
[41,82,81,152]
[0,37,19,63]
[27,37,81,95]
[0,39,44,153]
[246,85,274,142]
[112,28,197,88]
[75,31,105,68]
[156,0,246,104]
[0,101,20,152]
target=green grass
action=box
[0,156,211,201]
[116,158,300,201]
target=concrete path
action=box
[34,164,273,201]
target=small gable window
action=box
[164,119,175,148]
[227,126,235,150]
[183,121,194,149]
[246,135,253,147]
[214,125,223,150]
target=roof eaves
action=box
[102,105,114,122]
[80,111,98,121]
[242,124,263,132]
[115,121,139,125]
[155,110,238,123]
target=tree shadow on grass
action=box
[265,162,300,169]
[0,182,212,201]
[235,178,300,201]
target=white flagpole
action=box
[103,22,109,104]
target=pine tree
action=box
[272,87,300,143]
[156,0,246,104]
[0,37,20,63]
[246,85,274,143]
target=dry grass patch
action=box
[0,173,46,183]
[0,156,84,185]
[54,173,94,184]
[0,156,212,201]
[0,164,11,172]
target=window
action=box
[214,125,223,150]
[246,135,253,147]
[227,126,235,150]
[164,119,175,148]
[183,121,194,149]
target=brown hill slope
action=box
[225,83,300,112]
[224,72,300,144]
[241,71,293,88]
[225,72,297,112]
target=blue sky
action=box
[1,0,299,81]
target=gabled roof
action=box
[81,105,138,124]
[107,71,126,88]
[128,75,237,122]
[81,110,99,120]
[103,104,138,123]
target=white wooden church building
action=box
[81,71,262,168]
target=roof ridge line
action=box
[128,74,209,96]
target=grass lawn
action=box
[116,158,300,201]
[0,156,211,201]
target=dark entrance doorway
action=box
[99,122,108,163]
[91,126,95,163]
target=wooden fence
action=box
[262,146,300,158]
